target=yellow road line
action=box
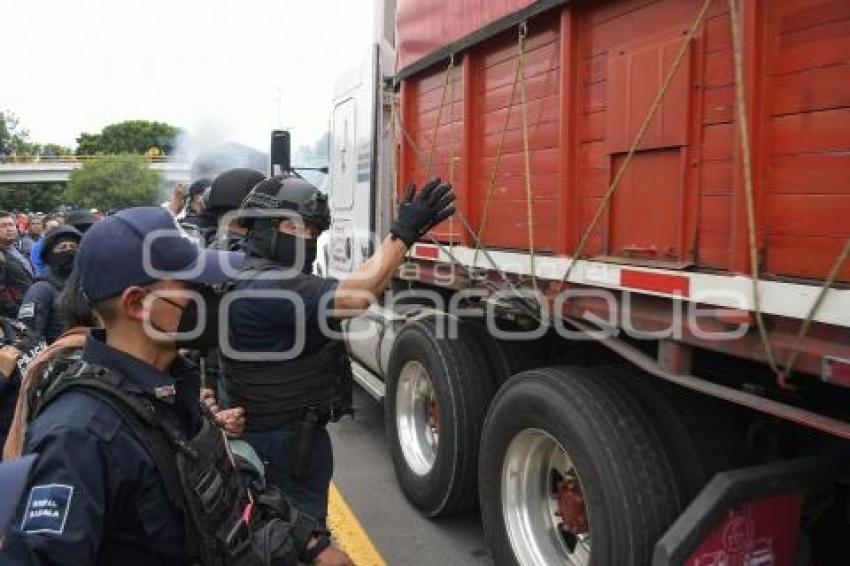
[328,482,386,566]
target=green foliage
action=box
[1,110,74,158]
[40,143,74,156]
[66,154,163,210]
[0,110,37,156]
[75,120,180,156]
[75,132,102,156]
[0,184,65,212]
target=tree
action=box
[0,184,65,212]
[0,110,38,156]
[66,154,163,210]
[1,111,74,159]
[75,132,102,156]
[39,143,74,157]
[75,120,180,156]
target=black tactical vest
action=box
[221,257,353,431]
[31,361,329,566]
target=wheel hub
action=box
[396,360,440,476]
[501,428,592,566]
[554,478,589,535]
[428,397,440,432]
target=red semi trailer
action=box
[326,0,850,564]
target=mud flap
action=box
[653,456,846,566]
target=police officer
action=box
[1,207,351,566]
[196,168,266,428]
[224,175,455,524]
[182,178,217,241]
[203,168,267,251]
[17,225,82,344]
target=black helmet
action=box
[40,225,82,262]
[204,168,267,215]
[65,209,98,233]
[240,175,330,232]
[188,178,212,198]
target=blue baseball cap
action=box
[76,207,244,303]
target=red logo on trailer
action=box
[686,493,803,566]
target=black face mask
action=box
[155,286,221,350]
[272,232,317,274]
[48,251,76,276]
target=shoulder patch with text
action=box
[19,302,35,319]
[21,484,74,534]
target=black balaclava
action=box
[247,218,316,274]
[47,238,78,277]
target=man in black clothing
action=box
[17,226,82,344]
[204,168,266,251]
[225,175,455,523]
[182,178,217,242]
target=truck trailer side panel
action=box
[396,0,850,282]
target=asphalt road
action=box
[328,387,492,565]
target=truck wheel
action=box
[386,317,493,516]
[613,367,748,501]
[463,320,549,388]
[479,367,681,566]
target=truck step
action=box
[350,358,386,401]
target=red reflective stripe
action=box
[413,244,440,260]
[824,357,850,388]
[620,269,690,296]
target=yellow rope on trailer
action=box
[558,0,713,286]
[446,55,457,265]
[425,57,455,178]
[517,23,538,292]
[472,33,524,268]
[779,238,850,383]
[388,91,399,220]
[728,0,783,379]
[389,90,416,288]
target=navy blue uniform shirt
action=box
[228,255,338,358]
[1,330,201,566]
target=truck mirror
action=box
[270,130,291,176]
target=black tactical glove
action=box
[390,178,456,247]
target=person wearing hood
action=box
[17,226,82,344]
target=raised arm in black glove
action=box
[390,177,456,248]
[332,177,457,316]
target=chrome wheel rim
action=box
[502,428,592,566]
[396,360,440,475]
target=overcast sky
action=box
[0,0,374,156]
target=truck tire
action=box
[479,366,682,566]
[613,367,748,501]
[386,316,494,516]
[463,320,548,387]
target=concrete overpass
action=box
[0,158,191,184]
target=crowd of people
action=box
[0,168,455,565]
